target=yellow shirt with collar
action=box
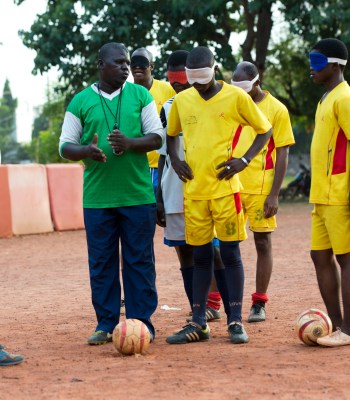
[233,91,295,195]
[167,81,272,200]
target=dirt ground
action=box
[1,201,350,400]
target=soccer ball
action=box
[113,318,151,355]
[296,308,332,346]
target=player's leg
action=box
[243,194,276,323]
[336,252,350,335]
[166,199,212,344]
[249,231,272,322]
[311,249,342,328]
[175,244,194,310]
[208,242,226,321]
[214,194,249,344]
[120,204,158,341]
[84,208,121,345]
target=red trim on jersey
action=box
[332,128,347,175]
[233,192,242,214]
[231,125,243,153]
[265,137,275,170]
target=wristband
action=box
[241,156,249,166]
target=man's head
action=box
[166,50,190,94]
[309,38,348,84]
[185,46,217,93]
[231,61,260,97]
[98,43,130,90]
[130,47,154,84]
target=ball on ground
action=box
[296,308,332,346]
[113,318,151,355]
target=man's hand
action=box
[171,158,194,182]
[108,128,131,153]
[156,201,166,227]
[86,134,106,162]
[216,157,247,180]
[264,194,279,218]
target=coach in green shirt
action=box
[59,42,164,345]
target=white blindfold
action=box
[185,66,215,85]
[231,73,259,93]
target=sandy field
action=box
[1,201,349,400]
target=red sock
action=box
[252,292,269,304]
[207,291,221,310]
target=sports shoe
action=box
[166,322,210,344]
[0,345,5,350]
[317,328,350,347]
[228,322,249,344]
[248,301,266,323]
[186,307,222,323]
[87,330,113,345]
[120,299,125,315]
[0,349,24,366]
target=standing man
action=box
[59,42,164,345]
[130,47,175,194]
[231,62,295,323]
[156,50,226,322]
[165,46,272,345]
[307,38,350,347]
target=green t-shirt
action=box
[62,82,157,208]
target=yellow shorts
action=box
[311,204,350,254]
[241,193,276,233]
[184,193,247,246]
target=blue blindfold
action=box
[309,52,328,72]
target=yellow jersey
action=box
[234,91,295,194]
[310,81,350,205]
[167,82,272,200]
[147,79,176,168]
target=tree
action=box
[0,79,18,163]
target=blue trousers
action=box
[84,204,158,337]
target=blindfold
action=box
[167,70,188,84]
[309,52,347,72]
[231,73,259,93]
[185,66,215,85]
[130,55,150,69]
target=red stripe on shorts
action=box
[233,192,242,214]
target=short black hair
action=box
[167,50,189,68]
[233,61,258,80]
[186,46,214,68]
[132,47,153,62]
[98,43,128,60]
[312,38,348,60]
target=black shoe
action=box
[248,301,266,323]
[228,322,249,344]
[166,323,210,344]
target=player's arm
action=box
[264,145,289,218]
[216,128,272,180]
[167,99,193,182]
[156,154,166,227]
[59,110,106,162]
[108,101,164,153]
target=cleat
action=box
[228,322,249,344]
[120,299,125,316]
[248,301,266,323]
[166,322,210,344]
[87,330,113,345]
[317,328,350,347]
[0,349,24,366]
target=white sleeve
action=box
[141,101,164,145]
[59,111,83,156]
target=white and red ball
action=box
[296,308,332,346]
[113,318,151,355]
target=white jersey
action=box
[158,97,185,214]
